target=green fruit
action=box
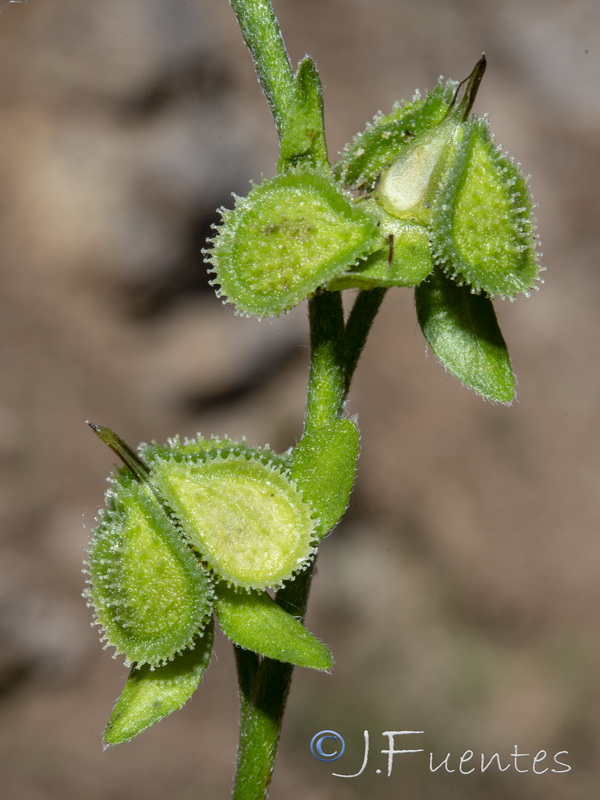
[206,170,380,317]
[85,470,213,666]
[141,434,292,474]
[431,117,540,298]
[150,441,318,590]
[334,78,457,191]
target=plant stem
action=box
[344,288,388,391]
[228,2,379,797]
[228,0,295,139]
[232,564,315,800]
[232,647,284,800]
[304,290,347,434]
[231,291,348,799]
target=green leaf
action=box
[103,619,214,746]
[415,268,516,403]
[214,584,333,671]
[278,57,328,169]
[290,419,359,538]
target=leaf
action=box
[279,57,328,169]
[290,419,359,538]
[415,268,516,403]
[214,584,333,671]
[103,619,214,746]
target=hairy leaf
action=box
[290,419,359,538]
[104,619,214,746]
[215,584,332,671]
[415,268,515,402]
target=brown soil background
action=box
[0,1,599,798]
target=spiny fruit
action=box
[205,169,380,317]
[430,116,539,298]
[86,424,338,745]
[333,77,458,192]
[149,440,318,590]
[85,468,213,667]
[335,56,541,300]
[141,434,292,475]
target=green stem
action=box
[234,647,259,712]
[231,292,347,799]
[232,564,315,800]
[344,288,388,391]
[232,647,279,800]
[228,2,380,797]
[228,0,295,139]
[231,291,385,799]
[304,290,347,434]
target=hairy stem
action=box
[228,2,378,797]
[232,563,315,800]
[231,290,348,798]
[228,0,295,139]
[304,290,347,434]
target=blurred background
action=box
[0,0,598,798]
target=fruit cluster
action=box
[206,57,541,402]
[85,421,358,744]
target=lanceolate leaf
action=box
[104,619,215,746]
[415,268,515,403]
[290,419,359,538]
[214,584,333,671]
[278,57,328,169]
